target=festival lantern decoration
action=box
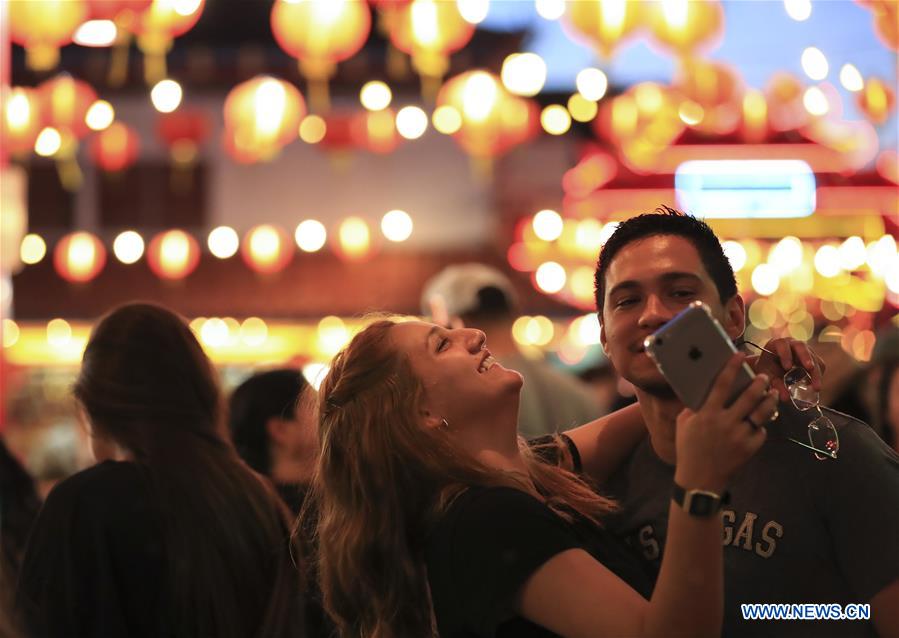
[90,122,141,172]
[369,0,414,79]
[146,229,201,280]
[562,149,618,199]
[85,0,155,85]
[388,0,476,98]
[223,76,306,163]
[351,109,401,154]
[856,77,896,125]
[131,0,206,84]
[857,0,898,51]
[765,72,810,132]
[1,88,43,157]
[645,0,724,58]
[436,70,539,163]
[270,0,371,112]
[156,108,210,165]
[53,231,107,283]
[675,60,743,135]
[39,75,98,140]
[334,217,374,262]
[9,0,88,71]
[241,224,294,275]
[562,0,644,58]
[740,89,770,143]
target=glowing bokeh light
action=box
[208,226,240,259]
[113,230,145,264]
[295,219,328,252]
[381,209,414,242]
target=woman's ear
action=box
[420,408,445,430]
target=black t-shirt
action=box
[425,485,652,638]
[603,404,899,637]
[16,461,166,638]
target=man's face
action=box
[599,234,744,398]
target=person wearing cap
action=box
[421,263,602,438]
[228,369,316,514]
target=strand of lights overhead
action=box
[396,106,428,139]
[73,19,117,47]
[20,234,47,265]
[783,0,812,21]
[541,105,571,135]
[535,261,566,293]
[151,79,183,113]
[432,105,462,134]
[567,94,598,122]
[360,81,392,111]
[532,209,563,241]
[295,219,327,252]
[208,226,240,259]
[839,64,864,92]
[501,53,547,97]
[85,100,115,131]
[576,68,609,101]
[34,127,62,156]
[113,231,145,264]
[381,210,413,242]
[801,47,828,81]
[457,0,489,24]
[535,0,565,20]
[299,115,327,144]
[803,86,829,115]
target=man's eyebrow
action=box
[607,272,703,298]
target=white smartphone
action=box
[643,301,755,410]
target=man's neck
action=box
[633,388,684,466]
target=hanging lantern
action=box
[857,0,898,52]
[53,231,107,283]
[368,0,414,79]
[351,109,401,154]
[436,70,539,160]
[90,122,140,172]
[39,75,98,141]
[562,0,644,58]
[146,229,200,280]
[333,217,374,262]
[856,77,896,125]
[645,0,723,58]
[1,87,43,157]
[765,72,809,132]
[674,60,743,135]
[740,89,770,143]
[9,0,88,71]
[388,0,475,98]
[223,76,306,162]
[85,0,154,85]
[132,0,206,84]
[156,108,210,165]
[270,0,371,112]
[241,224,294,275]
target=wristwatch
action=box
[672,483,730,517]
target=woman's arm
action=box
[516,355,772,638]
[564,403,645,484]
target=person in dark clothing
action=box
[228,368,316,515]
[304,315,773,638]
[16,303,304,638]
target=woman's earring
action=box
[441,417,450,430]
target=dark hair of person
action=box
[459,285,516,325]
[73,303,300,638]
[594,206,738,315]
[877,357,899,449]
[302,318,615,638]
[229,369,308,476]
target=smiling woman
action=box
[303,314,767,638]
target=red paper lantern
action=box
[675,60,743,135]
[646,0,724,58]
[157,108,210,163]
[271,0,370,111]
[9,0,88,71]
[351,109,401,154]
[856,77,896,125]
[223,76,306,162]
[53,231,107,283]
[131,0,205,83]
[91,122,140,172]
[563,0,644,58]
[241,225,294,274]
[146,229,200,280]
[86,0,153,21]
[38,75,98,140]
[1,87,44,156]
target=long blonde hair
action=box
[305,319,614,638]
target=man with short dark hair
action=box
[570,208,899,637]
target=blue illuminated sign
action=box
[674,159,816,219]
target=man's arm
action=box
[564,402,645,484]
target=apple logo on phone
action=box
[688,346,703,361]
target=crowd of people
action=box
[2,208,897,638]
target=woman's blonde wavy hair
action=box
[301,318,615,638]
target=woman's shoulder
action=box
[44,461,153,513]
